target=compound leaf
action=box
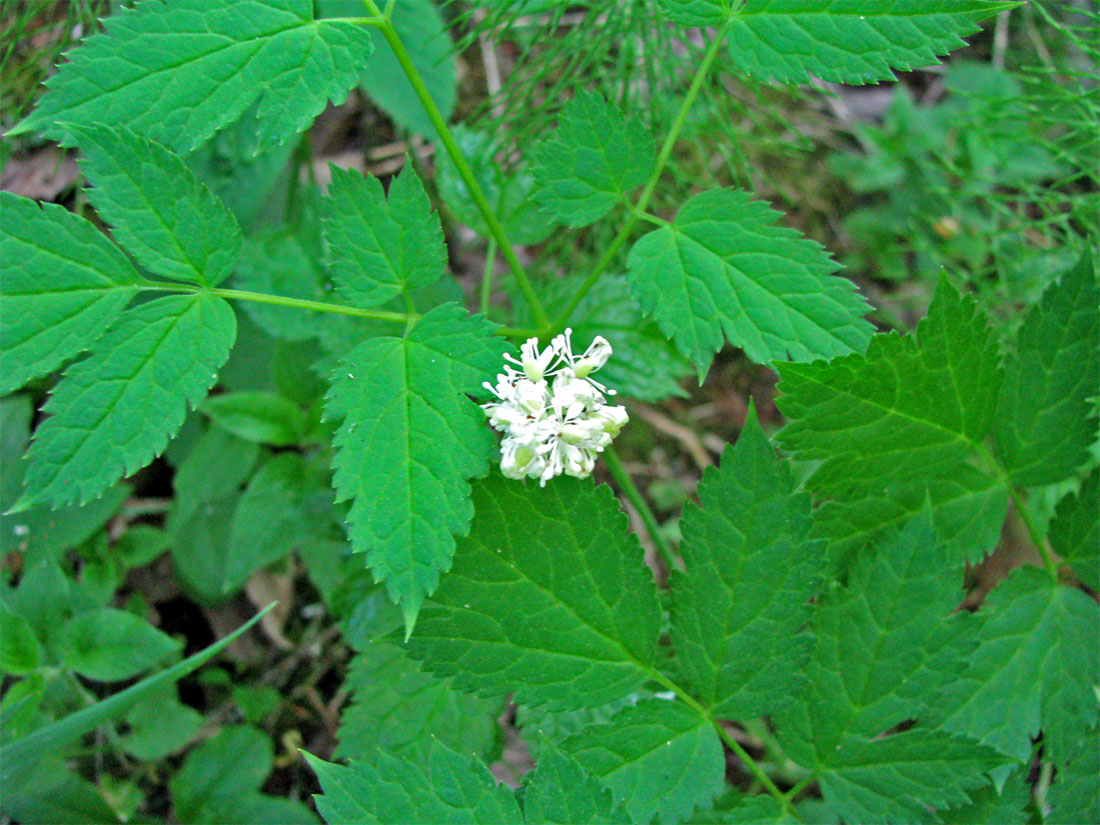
[776,512,999,823]
[560,699,724,824]
[306,739,523,825]
[994,248,1099,487]
[0,192,141,395]
[533,91,655,228]
[934,566,1100,765]
[627,188,871,379]
[15,0,374,153]
[406,474,661,712]
[1049,469,1099,591]
[70,125,241,286]
[524,741,628,825]
[325,304,507,632]
[776,276,1001,495]
[20,294,236,508]
[725,1,1014,85]
[671,405,823,719]
[323,165,447,309]
[335,639,500,766]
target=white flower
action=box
[482,330,628,486]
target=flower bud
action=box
[574,336,612,378]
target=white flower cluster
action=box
[483,330,628,486]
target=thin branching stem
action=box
[361,0,549,329]
[549,19,732,334]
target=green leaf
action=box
[724,1,1015,85]
[560,700,724,824]
[1048,727,1099,825]
[808,730,1001,825]
[776,512,999,823]
[19,294,236,509]
[15,0,374,153]
[1,767,121,825]
[532,91,655,228]
[1050,470,1099,591]
[170,426,260,520]
[656,0,728,26]
[200,391,308,446]
[198,794,319,825]
[778,512,971,754]
[221,453,325,595]
[944,767,1030,825]
[776,276,1001,495]
[319,0,456,137]
[6,558,72,655]
[933,566,1100,765]
[335,639,500,766]
[325,304,507,630]
[169,725,272,822]
[671,405,822,718]
[59,607,179,682]
[121,690,203,761]
[406,474,661,711]
[688,794,792,823]
[517,694,652,759]
[812,466,1007,573]
[323,165,446,309]
[626,188,871,378]
[0,611,42,676]
[524,740,628,825]
[169,494,239,605]
[994,249,1099,486]
[437,126,557,245]
[0,604,274,787]
[306,739,523,825]
[0,192,140,395]
[183,105,298,231]
[70,125,241,286]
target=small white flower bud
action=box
[574,336,612,378]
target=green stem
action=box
[784,773,818,802]
[479,237,498,316]
[711,722,796,814]
[361,0,549,329]
[974,444,1059,582]
[141,283,411,324]
[602,445,678,572]
[1009,485,1059,581]
[142,283,537,339]
[550,20,731,333]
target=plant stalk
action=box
[361,0,549,329]
[602,445,678,572]
[550,19,732,333]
